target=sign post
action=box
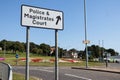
[21,5,63,80]
[15,53,19,65]
[55,29,58,80]
[26,26,30,80]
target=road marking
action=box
[30,67,54,73]
[37,69,54,73]
[65,74,92,80]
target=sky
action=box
[0,0,120,53]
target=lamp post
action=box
[84,0,88,68]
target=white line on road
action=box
[31,68,54,73]
[37,69,54,73]
[65,74,92,80]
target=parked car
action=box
[114,59,120,63]
[104,57,120,63]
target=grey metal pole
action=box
[99,40,101,62]
[106,52,108,68]
[102,40,104,62]
[16,58,18,65]
[4,41,6,58]
[55,29,59,80]
[25,26,30,80]
[84,0,88,68]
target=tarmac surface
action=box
[13,63,120,80]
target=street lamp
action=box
[84,0,88,68]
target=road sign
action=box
[15,54,19,58]
[21,5,64,30]
[21,4,64,80]
[83,40,90,44]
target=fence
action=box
[0,62,12,80]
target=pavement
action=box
[71,66,120,74]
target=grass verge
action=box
[13,73,38,80]
[0,53,104,67]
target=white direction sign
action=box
[21,5,64,30]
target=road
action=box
[13,64,120,80]
[107,63,120,69]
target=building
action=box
[50,47,55,55]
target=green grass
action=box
[13,73,37,80]
[0,52,104,67]
[0,58,104,67]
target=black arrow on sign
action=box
[56,16,61,25]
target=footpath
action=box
[72,64,120,74]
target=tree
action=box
[37,49,43,55]
[82,45,106,60]
[90,45,100,58]
[31,48,38,54]
[78,50,84,59]
[11,41,25,53]
[58,47,64,58]
[0,39,7,50]
[106,48,116,56]
[69,48,77,53]
[39,43,50,56]
[31,48,43,55]
[30,42,39,53]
